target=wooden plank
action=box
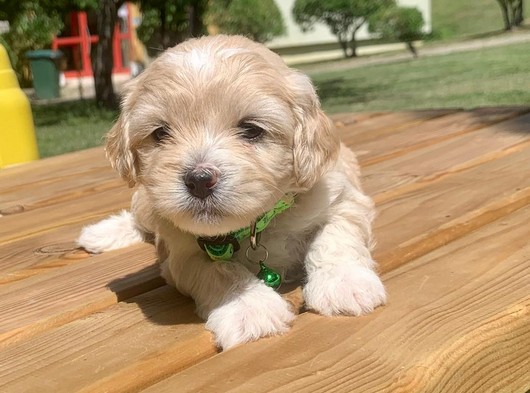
[0,222,91,284]
[362,117,530,203]
[0,147,106,189]
[337,109,457,144]
[3,113,528,343]
[0,177,123,217]
[2,111,528,283]
[0,244,160,346]
[0,150,125,217]
[330,111,383,127]
[1,108,528,393]
[0,286,217,393]
[142,205,530,393]
[350,107,530,166]
[373,144,530,272]
[0,187,133,244]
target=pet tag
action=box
[245,244,282,290]
[257,261,282,289]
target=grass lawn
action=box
[432,0,530,39]
[32,101,117,158]
[311,42,530,114]
[31,42,529,157]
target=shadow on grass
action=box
[314,76,387,112]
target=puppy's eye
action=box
[152,126,170,143]
[238,121,265,141]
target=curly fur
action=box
[77,35,386,350]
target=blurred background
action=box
[0,0,528,159]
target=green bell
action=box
[257,261,281,289]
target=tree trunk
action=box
[337,32,349,58]
[496,0,513,30]
[407,42,418,58]
[512,0,524,26]
[348,38,357,58]
[348,23,364,58]
[160,5,170,49]
[188,0,206,37]
[94,0,123,109]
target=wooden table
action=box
[1,107,529,393]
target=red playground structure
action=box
[51,6,133,79]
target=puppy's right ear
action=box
[106,111,138,188]
[105,77,141,188]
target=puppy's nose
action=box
[184,165,219,199]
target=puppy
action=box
[78,35,386,350]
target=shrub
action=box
[207,0,285,43]
[369,6,424,57]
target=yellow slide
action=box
[0,44,39,168]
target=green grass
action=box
[32,43,529,158]
[311,42,530,113]
[32,100,117,158]
[431,0,529,39]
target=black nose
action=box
[184,167,218,199]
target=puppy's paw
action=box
[77,210,144,253]
[205,284,295,350]
[304,264,386,317]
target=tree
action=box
[95,0,207,108]
[496,0,524,30]
[93,0,125,109]
[137,0,206,53]
[292,0,393,58]
[207,0,285,43]
[368,6,424,57]
[0,0,96,86]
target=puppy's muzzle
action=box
[184,164,220,199]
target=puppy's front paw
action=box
[304,264,386,316]
[77,210,144,253]
[205,285,295,350]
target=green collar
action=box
[197,193,296,261]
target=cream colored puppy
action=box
[78,35,386,350]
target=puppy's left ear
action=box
[289,72,340,190]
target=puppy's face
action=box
[107,36,339,236]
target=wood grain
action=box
[337,109,457,145]
[1,108,529,393]
[362,114,530,202]
[373,144,530,272]
[0,286,217,393]
[0,244,160,346]
[352,107,529,166]
[143,205,530,393]
[0,147,126,219]
[0,148,106,190]
[0,186,133,244]
[0,221,92,283]
[330,111,383,126]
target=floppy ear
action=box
[289,72,340,190]
[105,114,138,188]
[105,77,143,188]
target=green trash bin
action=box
[26,50,63,99]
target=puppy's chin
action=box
[173,210,261,237]
[160,194,283,237]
